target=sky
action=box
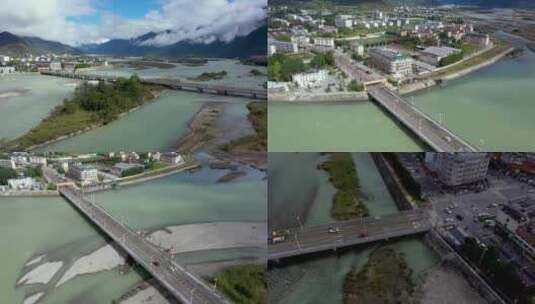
[0,0,267,46]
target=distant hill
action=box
[437,0,535,7]
[0,31,81,56]
[80,25,267,59]
[269,0,439,6]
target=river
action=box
[0,166,266,304]
[268,50,535,152]
[0,74,78,141]
[268,153,438,304]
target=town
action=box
[0,151,195,196]
[268,4,514,99]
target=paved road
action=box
[60,186,230,304]
[368,86,478,152]
[269,209,431,260]
[41,71,267,100]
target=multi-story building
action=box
[49,61,62,72]
[29,156,47,166]
[0,159,16,169]
[335,15,354,28]
[67,163,99,185]
[418,46,462,66]
[313,37,335,52]
[268,38,299,55]
[427,153,490,187]
[464,32,490,47]
[0,55,10,65]
[368,47,413,78]
[161,152,184,165]
[8,177,35,190]
[0,66,15,74]
[292,70,327,88]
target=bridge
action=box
[367,86,478,152]
[269,209,431,260]
[41,71,267,100]
[59,186,229,304]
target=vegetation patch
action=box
[318,153,369,220]
[215,264,267,304]
[343,246,413,304]
[188,70,228,81]
[5,76,159,151]
[220,102,267,153]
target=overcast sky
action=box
[0,0,267,46]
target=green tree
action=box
[0,167,17,185]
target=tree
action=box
[311,51,334,69]
[347,80,364,92]
[0,167,17,185]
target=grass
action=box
[220,102,266,153]
[428,42,511,79]
[319,153,369,220]
[188,71,228,81]
[215,264,267,304]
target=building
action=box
[49,61,62,72]
[428,153,490,187]
[335,15,354,28]
[160,152,184,165]
[291,35,309,47]
[67,163,99,185]
[29,156,47,166]
[292,70,327,88]
[350,42,365,57]
[313,37,335,51]
[368,47,413,78]
[418,47,462,66]
[0,55,10,65]
[334,51,386,88]
[464,32,490,47]
[268,38,299,55]
[0,159,16,169]
[0,66,15,74]
[8,177,35,190]
[111,162,144,176]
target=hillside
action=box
[80,25,267,59]
[0,31,81,56]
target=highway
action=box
[59,186,230,304]
[41,71,267,100]
[269,209,431,260]
[368,86,478,152]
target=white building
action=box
[428,153,490,187]
[29,156,47,166]
[464,32,490,47]
[368,47,413,78]
[0,66,15,74]
[161,152,184,165]
[67,163,99,185]
[111,162,144,176]
[292,70,328,88]
[313,37,335,51]
[0,159,16,169]
[335,15,354,28]
[0,55,10,65]
[8,177,35,190]
[268,38,299,55]
[350,42,365,57]
[291,36,310,47]
[49,61,62,71]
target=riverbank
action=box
[318,153,369,220]
[174,102,226,152]
[269,91,368,103]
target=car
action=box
[328,226,340,234]
[456,214,463,221]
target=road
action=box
[368,86,478,152]
[269,209,431,260]
[60,186,230,304]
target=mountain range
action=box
[0,25,267,59]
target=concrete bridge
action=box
[59,186,230,304]
[41,71,267,100]
[368,86,478,152]
[269,209,431,260]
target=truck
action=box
[270,230,289,244]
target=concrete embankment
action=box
[372,153,417,211]
[0,190,59,197]
[269,91,368,103]
[438,47,515,81]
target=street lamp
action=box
[190,288,196,304]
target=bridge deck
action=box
[60,187,228,304]
[41,71,267,100]
[368,86,477,152]
[269,209,431,260]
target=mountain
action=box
[0,31,81,56]
[437,0,535,7]
[80,25,267,58]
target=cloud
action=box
[0,0,267,46]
